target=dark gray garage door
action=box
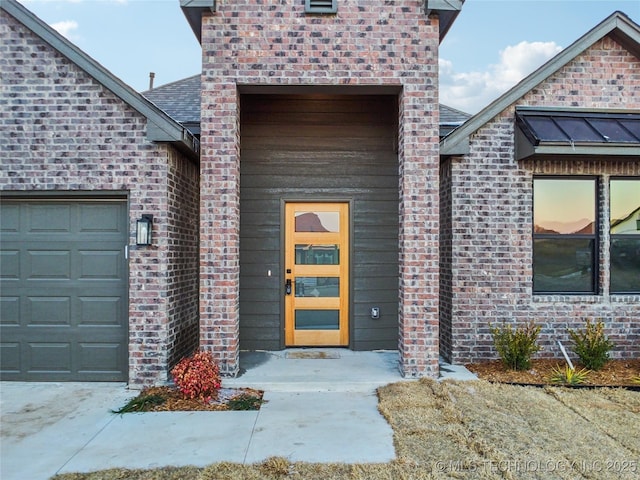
[0,198,128,381]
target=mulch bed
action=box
[115,387,265,413]
[466,358,640,387]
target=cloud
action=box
[440,41,563,115]
[50,19,79,39]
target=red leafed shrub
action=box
[170,350,221,402]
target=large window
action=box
[533,178,597,294]
[610,178,640,293]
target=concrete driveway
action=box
[0,350,416,479]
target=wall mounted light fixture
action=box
[136,214,153,246]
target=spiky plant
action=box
[548,364,591,385]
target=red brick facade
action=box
[3,1,638,386]
[1,11,200,386]
[199,1,441,376]
[440,36,640,364]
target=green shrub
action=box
[568,319,614,371]
[548,364,590,385]
[489,321,542,371]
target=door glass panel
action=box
[295,310,339,330]
[295,277,339,297]
[295,212,340,232]
[295,244,339,264]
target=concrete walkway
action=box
[0,350,476,480]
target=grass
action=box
[52,379,640,480]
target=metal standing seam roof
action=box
[516,109,640,145]
[515,108,640,160]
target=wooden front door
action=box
[284,202,349,346]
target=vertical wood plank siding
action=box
[239,94,399,350]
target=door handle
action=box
[285,278,292,295]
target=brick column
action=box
[199,81,240,376]
[398,85,440,378]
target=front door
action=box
[284,202,349,346]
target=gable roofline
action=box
[440,11,640,156]
[2,0,199,160]
[181,0,463,44]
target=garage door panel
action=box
[27,296,71,326]
[1,297,20,325]
[0,204,20,232]
[78,343,124,373]
[79,297,122,326]
[0,199,128,381]
[27,250,71,279]
[28,204,71,233]
[0,343,21,372]
[0,251,20,278]
[79,204,124,233]
[28,342,72,372]
[79,250,122,279]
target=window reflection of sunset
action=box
[296,211,340,232]
[534,179,595,233]
[610,179,640,223]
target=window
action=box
[610,178,640,293]
[533,178,597,294]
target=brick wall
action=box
[199,0,441,376]
[444,36,640,363]
[166,150,200,370]
[1,11,199,386]
[439,158,453,362]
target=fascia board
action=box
[180,0,216,43]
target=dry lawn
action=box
[53,379,640,480]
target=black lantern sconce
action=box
[136,215,153,246]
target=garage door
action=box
[0,198,128,381]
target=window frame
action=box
[532,175,599,295]
[609,176,640,294]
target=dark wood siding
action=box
[240,94,399,350]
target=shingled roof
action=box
[142,76,470,138]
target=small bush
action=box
[170,350,221,402]
[568,319,614,371]
[489,321,542,371]
[548,364,590,385]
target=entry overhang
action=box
[515,108,640,161]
